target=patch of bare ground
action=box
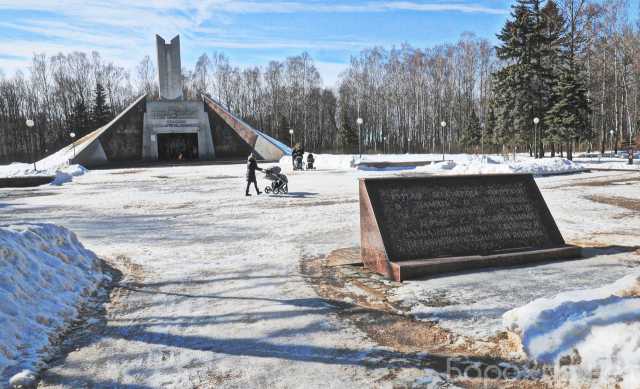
[587,194,640,212]
[187,368,242,388]
[37,255,144,388]
[280,199,359,208]
[0,190,58,200]
[109,169,148,175]
[106,255,145,311]
[123,201,196,210]
[552,174,640,189]
[301,248,552,388]
[204,175,239,180]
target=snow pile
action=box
[278,153,586,176]
[417,156,585,176]
[0,138,88,185]
[0,163,87,185]
[280,153,358,171]
[503,271,640,387]
[50,165,88,186]
[0,224,106,382]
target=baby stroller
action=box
[306,153,316,170]
[263,166,288,194]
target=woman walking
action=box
[246,153,262,196]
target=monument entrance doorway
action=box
[157,133,199,160]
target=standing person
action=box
[246,153,262,196]
[292,143,305,170]
[291,144,300,169]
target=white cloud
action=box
[207,1,508,15]
[0,0,506,85]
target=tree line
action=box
[1,0,639,163]
[338,0,640,159]
[0,52,134,163]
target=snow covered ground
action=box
[0,138,87,185]
[503,271,640,388]
[0,154,638,387]
[0,163,86,186]
[0,224,106,385]
[574,156,640,171]
[281,153,587,175]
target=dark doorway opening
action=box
[157,133,199,161]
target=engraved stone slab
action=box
[359,174,580,281]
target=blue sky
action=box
[0,1,566,86]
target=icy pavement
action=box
[0,164,433,388]
[0,161,638,387]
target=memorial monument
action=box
[142,35,216,161]
[51,35,290,168]
[359,174,581,281]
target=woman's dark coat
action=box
[246,159,260,181]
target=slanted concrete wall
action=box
[99,98,146,162]
[202,95,290,161]
[74,138,108,167]
[206,105,253,159]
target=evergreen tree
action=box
[537,0,566,156]
[544,66,589,160]
[539,0,589,160]
[69,99,91,138]
[484,104,498,151]
[461,108,482,148]
[92,82,111,129]
[338,120,358,153]
[492,0,562,152]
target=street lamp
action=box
[289,128,294,147]
[407,137,412,154]
[533,117,540,159]
[356,117,363,157]
[440,121,447,161]
[26,119,36,171]
[70,132,77,159]
[480,122,485,156]
[610,129,614,157]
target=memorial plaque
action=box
[360,174,581,281]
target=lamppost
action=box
[533,117,540,158]
[289,128,294,148]
[480,122,485,156]
[70,132,77,159]
[440,121,447,161]
[356,117,363,158]
[383,136,387,154]
[610,129,614,157]
[407,137,412,154]
[26,119,36,171]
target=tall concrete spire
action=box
[156,34,183,101]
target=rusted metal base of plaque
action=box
[380,245,582,282]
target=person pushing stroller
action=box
[246,153,262,196]
[292,143,304,170]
